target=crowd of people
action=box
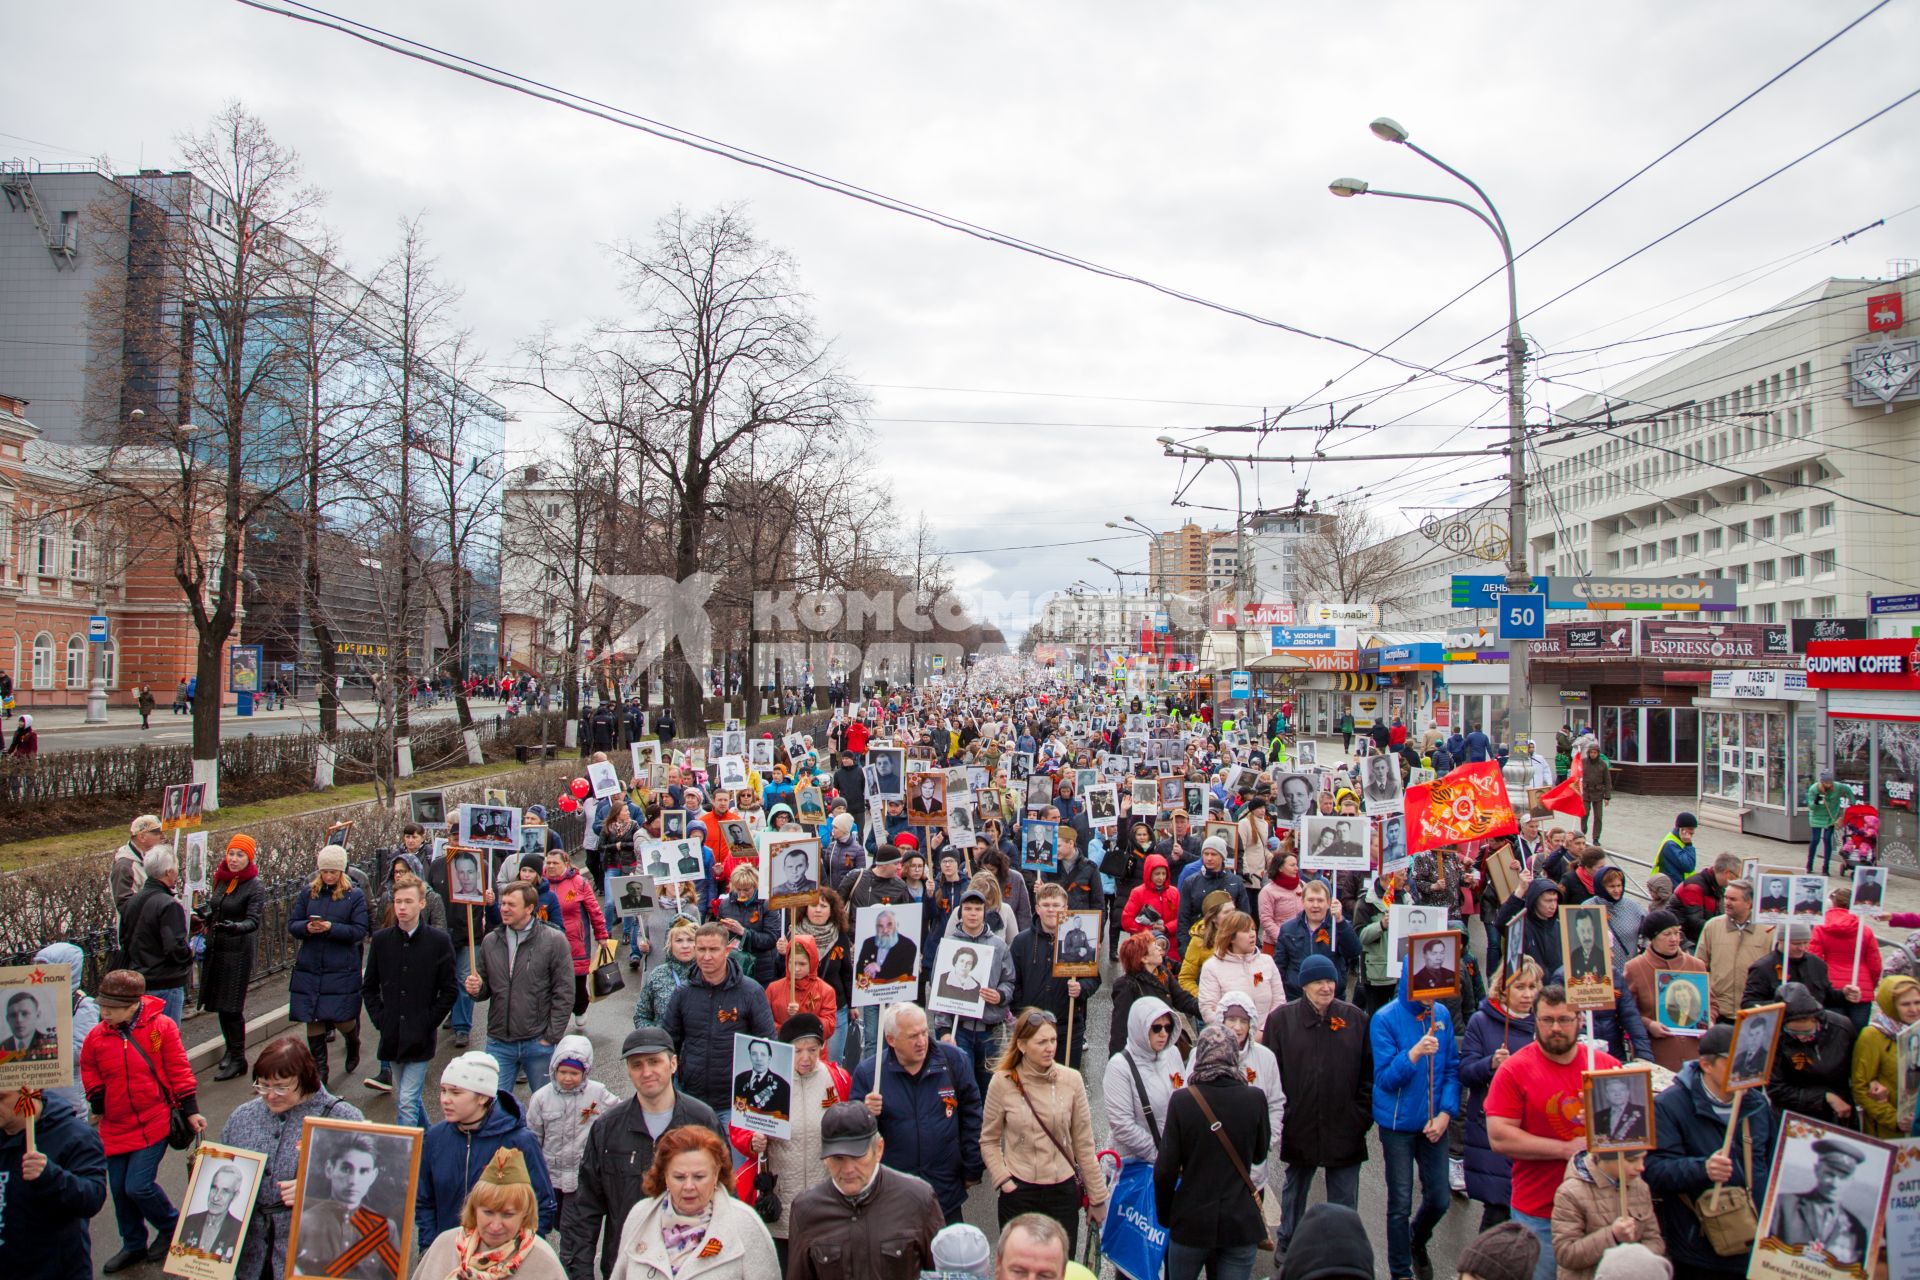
[4,677,1915,1280]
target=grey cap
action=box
[819,1100,879,1158]
[622,1026,675,1059]
[959,887,989,906]
[1819,768,1836,783]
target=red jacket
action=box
[1122,854,1182,957]
[765,934,839,1040]
[79,995,198,1155]
[845,721,870,755]
[547,865,610,975]
[1809,907,1881,998]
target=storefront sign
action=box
[1270,625,1339,649]
[1804,638,1920,690]
[1557,690,1590,705]
[1378,643,1446,671]
[1640,621,1790,660]
[1214,601,1297,627]
[1275,649,1358,671]
[1304,602,1379,625]
[1870,593,1920,616]
[1451,574,1547,610]
[1788,617,1868,650]
[1542,575,1739,612]
[1534,621,1634,658]
[1710,668,1813,701]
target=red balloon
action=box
[570,777,591,799]
[558,795,579,813]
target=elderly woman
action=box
[1257,852,1306,950]
[607,1124,776,1280]
[417,1149,565,1279]
[1153,1024,1272,1280]
[981,1008,1107,1254]
[288,844,370,1087]
[220,1037,365,1280]
[715,864,780,985]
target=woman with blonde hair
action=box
[1460,955,1546,1229]
[1177,890,1235,997]
[287,844,369,1086]
[1197,909,1284,1029]
[607,1124,776,1280]
[980,1008,1107,1255]
[417,1149,565,1279]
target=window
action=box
[1756,603,1777,623]
[1754,516,1775,539]
[1729,563,1748,584]
[1783,599,1804,620]
[30,632,53,689]
[67,524,90,579]
[1811,503,1834,530]
[1783,555,1805,578]
[1662,538,1678,560]
[1812,548,1836,576]
[1608,550,1621,570]
[100,638,117,691]
[1682,533,1699,554]
[1813,596,1837,618]
[34,529,53,577]
[1730,522,1748,545]
[1624,547,1638,567]
[64,635,86,689]
[1706,529,1723,551]
[1781,510,1802,536]
[1754,560,1775,582]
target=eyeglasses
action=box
[1149,1021,1174,1035]
[252,1081,300,1097]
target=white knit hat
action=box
[442,1050,500,1097]
[315,844,348,873]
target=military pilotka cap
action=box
[622,1026,674,1059]
[819,1101,879,1158]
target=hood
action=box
[476,1089,529,1137]
[1141,853,1170,887]
[1819,907,1858,937]
[550,1033,595,1078]
[1594,871,1626,904]
[1126,995,1176,1062]
[789,932,822,973]
[34,941,86,991]
[1524,877,1560,920]
[1875,974,1919,1023]
[1477,993,1536,1032]
[768,803,795,823]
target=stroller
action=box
[1839,803,1879,873]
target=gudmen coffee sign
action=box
[1802,639,1920,691]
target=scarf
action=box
[659,1202,715,1276]
[1272,870,1301,892]
[794,917,839,958]
[453,1228,538,1280]
[213,861,259,887]
[1189,1024,1241,1085]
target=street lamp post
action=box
[1155,440,1247,721]
[1329,117,1531,749]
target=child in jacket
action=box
[1549,1149,1664,1280]
[524,1034,615,1225]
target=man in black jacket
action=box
[360,879,456,1125]
[1009,884,1100,1070]
[661,923,775,1118]
[119,848,192,1028]
[560,1027,724,1280]
[1175,836,1249,954]
[1262,952,1373,1255]
[1039,824,1103,912]
[1742,925,1841,1010]
[786,1103,944,1280]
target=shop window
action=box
[1647,707,1673,764]
[1673,709,1698,774]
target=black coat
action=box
[1766,1011,1857,1124]
[361,924,457,1063]
[1262,997,1373,1169]
[1152,1082,1271,1248]
[831,762,868,816]
[121,878,192,990]
[1743,949,1838,1011]
[199,872,263,1014]
[1108,968,1202,1056]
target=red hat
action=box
[895,832,920,851]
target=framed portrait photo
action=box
[868,748,907,800]
[929,938,994,1020]
[1129,778,1159,817]
[716,756,750,790]
[165,1140,268,1279]
[1300,814,1370,873]
[457,803,521,851]
[1052,910,1102,978]
[1386,904,1448,979]
[1021,820,1060,873]
[1085,784,1119,828]
[760,834,821,911]
[1404,931,1460,1001]
[1728,1002,1786,1092]
[1850,865,1887,914]
[482,787,509,808]
[1584,1068,1657,1155]
[1293,739,1318,766]
[908,772,949,825]
[285,1117,423,1280]
[749,738,776,769]
[659,809,688,840]
[1753,1114,1895,1274]
[1558,903,1615,1010]
[406,790,446,827]
[442,847,491,907]
[730,1033,794,1140]
[1788,874,1828,921]
[795,786,827,825]
[608,874,656,919]
[1654,970,1711,1038]
[586,759,623,800]
[851,902,922,1007]
[644,837,707,886]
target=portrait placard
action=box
[0,961,72,1090]
[642,837,706,886]
[1300,814,1370,873]
[852,903,922,1007]
[1205,820,1238,862]
[586,760,623,800]
[1729,1002,1786,1091]
[1052,911,1102,978]
[405,790,447,828]
[1756,873,1796,925]
[760,834,821,911]
[442,847,490,907]
[183,830,210,898]
[730,1034,794,1140]
[1559,903,1615,1010]
[608,875,656,919]
[1129,778,1159,816]
[483,788,510,808]
[1274,772,1317,823]
[908,772,949,825]
[1404,931,1459,1001]
[1360,753,1403,813]
[716,756,750,790]
[457,803,521,851]
[795,786,827,825]
[1378,812,1410,877]
[929,938,994,1020]
[285,1117,423,1280]
[1751,1114,1893,1277]
[1021,820,1060,872]
[1654,970,1710,1038]
[630,740,661,776]
[1085,784,1119,829]
[1788,875,1828,922]
[164,1141,268,1280]
[749,738,776,769]
[1850,865,1888,914]
[1885,1136,1920,1280]
[1386,905,1447,979]
[1293,739,1318,765]
[660,809,688,840]
[868,748,906,800]
[1583,1068,1656,1155]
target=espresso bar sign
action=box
[1640,621,1789,660]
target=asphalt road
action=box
[26,701,475,753]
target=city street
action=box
[13,699,477,754]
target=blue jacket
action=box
[0,1095,105,1280]
[1643,1062,1776,1276]
[1458,997,1534,1206]
[1273,911,1363,999]
[287,885,369,1024]
[417,1091,557,1244]
[851,1040,983,1221]
[1652,831,1696,882]
[1369,967,1460,1132]
[1464,730,1492,763]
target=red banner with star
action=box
[1539,750,1587,818]
[1404,761,1520,854]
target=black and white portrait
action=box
[457,803,520,851]
[868,748,907,800]
[1789,875,1827,920]
[1276,772,1316,822]
[1380,812,1409,872]
[1405,932,1459,1000]
[723,729,748,759]
[762,837,821,909]
[168,1141,266,1277]
[609,875,656,919]
[1086,784,1119,826]
[1293,739,1318,766]
[1129,778,1159,816]
[1758,1121,1893,1272]
[1009,751,1035,781]
[1025,774,1053,809]
[1850,866,1887,911]
[652,837,706,886]
[1386,905,1444,979]
[1362,754,1403,811]
[1157,776,1183,808]
[1101,754,1132,780]
[749,738,776,769]
[406,790,446,827]
[587,760,623,800]
[730,1034,794,1140]
[660,809,688,840]
[1560,903,1614,1007]
[716,755,750,790]
[288,1119,421,1280]
[929,938,993,1019]
[1585,1070,1655,1154]
[946,803,975,841]
[443,848,489,907]
[0,966,66,1085]
[1300,814,1369,872]
[1729,1003,1784,1090]
[1053,910,1102,978]
[1758,874,1792,920]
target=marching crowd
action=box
[1,678,1915,1280]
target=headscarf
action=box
[1188,1024,1241,1086]
[452,1230,538,1280]
[1871,975,1920,1040]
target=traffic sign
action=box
[1229,670,1251,697]
[87,615,109,643]
[1499,593,1546,640]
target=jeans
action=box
[1275,1161,1362,1251]
[107,1138,176,1251]
[1510,1209,1557,1280]
[829,1005,857,1066]
[1806,825,1836,874]
[451,948,474,1036]
[603,870,642,952]
[393,1059,432,1129]
[151,987,185,1029]
[951,1020,1005,1098]
[1168,1241,1258,1280]
[486,1037,552,1095]
[1379,1128,1449,1280]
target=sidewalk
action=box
[16,696,478,735]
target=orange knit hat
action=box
[224,834,257,863]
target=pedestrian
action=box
[1694,880,1772,1026]
[109,815,165,917]
[118,845,193,1027]
[543,848,612,1032]
[1577,746,1611,846]
[201,834,264,1081]
[1591,866,1643,973]
[288,844,370,1087]
[1852,975,1920,1137]
[135,684,155,729]
[1009,883,1100,1070]
[1459,956,1542,1231]
[429,839,494,1050]
[360,873,457,1125]
[526,1035,616,1230]
[1742,922,1836,1009]
[601,1125,776,1280]
[729,1013,849,1265]
[6,713,37,757]
[714,864,780,986]
[1102,996,1183,1168]
[1175,837,1250,956]
[1152,1023,1272,1280]
[416,1149,567,1280]
[1372,963,1463,1280]
[172,678,189,714]
[1212,990,1286,1201]
[1262,951,1371,1255]
[662,922,775,1122]
[784,1100,945,1280]
[80,970,206,1274]
[850,1003,984,1226]
[1484,984,1621,1280]
[1622,910,1712,1071]
[633,917,698,1030]
[1548,1144,1664,1280]
[1273,878,1363,1003]
[1106,928,1201,1057]
[1670,853,1737,945]
[1339,711,1354,756]
[1198,907,1284,1029]
[418,1051,558,1244]
[980,1007,1106,1255]
[1809,884,1880,1030]
[1765,981,1856,1126]
[465,880,574,1097]
[1803,769,1853,876]
[1257,852,1306,951]
[561,1026,726,1280]
[1641,1023,1776,1278]
[0,1084,106,1280]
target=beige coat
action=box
[1694,916,1774,1023]
[980,1063,1107,1214]
[1549,1156,1663,1280]
[761,1061,840,1237]
[416,1228,569,1280]
[606,1193,779,1280]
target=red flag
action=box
[1404,761,1520,855]
[1539,750,1587,818]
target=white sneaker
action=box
[1449,1157,1466,1194]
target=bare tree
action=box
[1290,499,1412,607]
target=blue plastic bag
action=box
[1102,1160,1169,1280]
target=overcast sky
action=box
[10,1,1917,637]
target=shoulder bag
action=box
[1186,1085,1274,1251]
[1008,1070,1089,1209]
[123,1028,197,1151]
[1682,1116,1757,1257]
[1123,1055,1160,1154]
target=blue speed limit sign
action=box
[1499,592,1546,640]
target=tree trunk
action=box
[192,630,225,809]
